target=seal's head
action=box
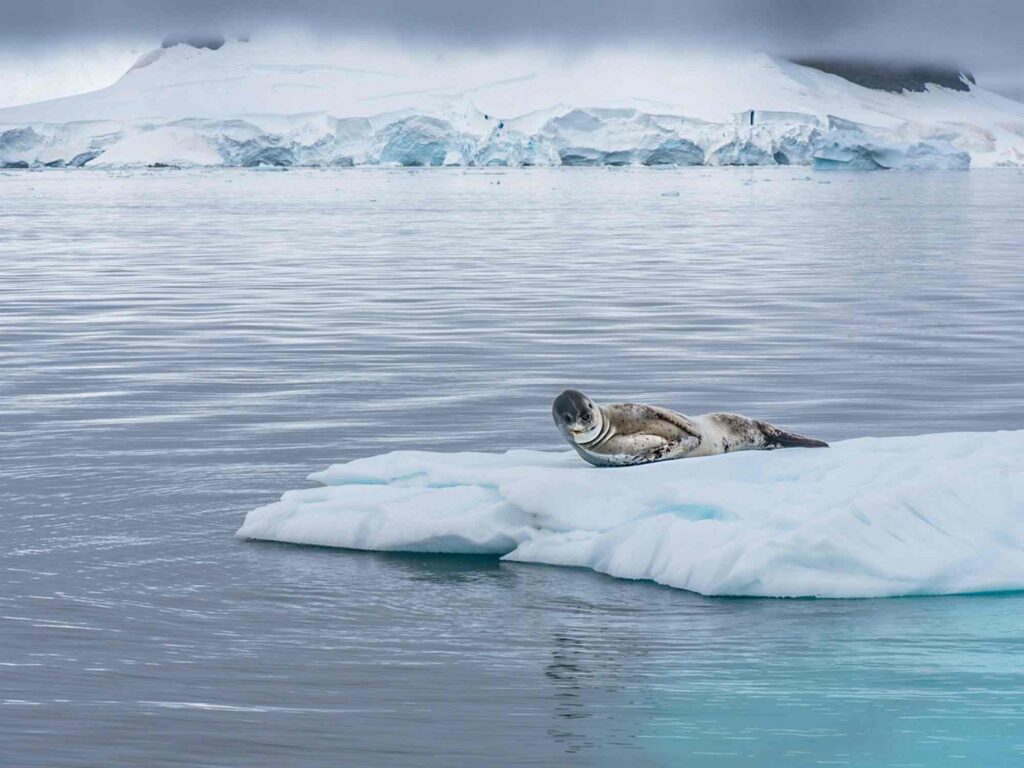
[553,389,602,444]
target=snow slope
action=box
[237,430,1024,599]
[3,37,1024,168]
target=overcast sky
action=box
[1,0,1022,99]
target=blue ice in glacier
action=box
[0,107,977,170]
[813,117,971,170]
[538,108,710,166]
[237,430,1024,598]
[374,116,471,167]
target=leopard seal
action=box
[552,389,828,467]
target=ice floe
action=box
[237,430,1024,599]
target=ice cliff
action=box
[237,430,1024,599]
[2,39,1023,169]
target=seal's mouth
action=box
[569,418,601,444]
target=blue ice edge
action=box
[237,431,1024,599]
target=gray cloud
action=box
[1,1,1021,93]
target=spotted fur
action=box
[552,390,828,467]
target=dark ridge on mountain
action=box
[161,34,227,51]
[791,59,974,93]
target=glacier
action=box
[813,117,971,170]
[237,430,1024,599]
[3,39,1024,169]
[0,110,980,170]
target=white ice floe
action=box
[3,38,1024,168]
[237,430,1024,599]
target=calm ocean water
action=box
[2,167,1023,767]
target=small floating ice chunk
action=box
[237,431,1024,598]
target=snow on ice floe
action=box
[3,39,1024,168]
[237,430,1024,599]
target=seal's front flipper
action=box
[620,434,701,466]
[757,421,829,449]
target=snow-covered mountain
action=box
[3,36,1024,169]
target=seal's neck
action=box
[573,407,604,445]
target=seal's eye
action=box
[563,414,572,424]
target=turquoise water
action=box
[2,167,1023,766]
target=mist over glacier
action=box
[2,0,1022,90]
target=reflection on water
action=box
[1,168,1023,767]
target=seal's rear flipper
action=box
[757,421,829,449]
